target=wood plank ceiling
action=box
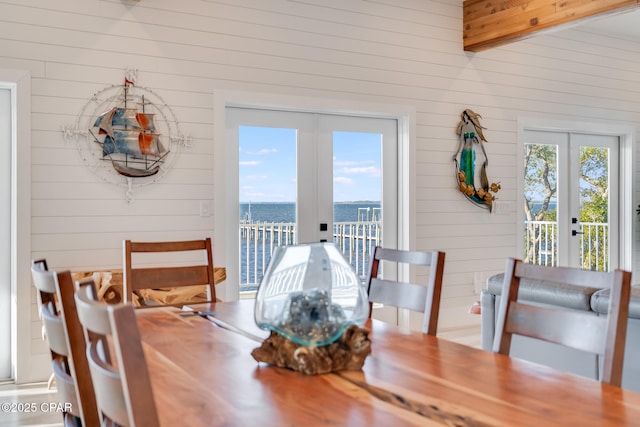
[463,0,640,51]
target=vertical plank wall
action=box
[1,0,639,381]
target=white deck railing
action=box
[239,219,609,291]
[524,220,609,271]
[239,220,381,290]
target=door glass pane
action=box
[0,88,10,379]
[579,146,609,271]
[238,126,296,291]
[333,131,381,281]
[523,143,558,266]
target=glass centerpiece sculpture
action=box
[254,242,369,347]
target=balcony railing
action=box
[239,219,610,292]
[524,220,609,271]
[239,220,381,291]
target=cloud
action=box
[240,160,261,166]
[334,176,354,185]
[245,175,268,181]
[250,148,278,155]
[337,166,380,176]
[334,159,375,167]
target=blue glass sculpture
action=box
[254,242,369,347]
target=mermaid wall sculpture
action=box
[453,109,501,212]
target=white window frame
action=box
[1,68,31,382]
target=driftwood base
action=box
[251,325,372,375]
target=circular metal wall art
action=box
[62,70,191,202]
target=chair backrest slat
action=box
[505,302,607,354]
[368,279,429,313]
[516,261,615,288]
[130,265,210,290]
[51,358,80,414]
[40,304,68,357]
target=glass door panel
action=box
[0,87,10,378]
[332,131,382,278]
[238,125,297,290]
[523,141,559,266]
[318,114,397,324]
[573,136,618,271]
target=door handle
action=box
[572,230,584,236]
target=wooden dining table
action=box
[135,300,640,426]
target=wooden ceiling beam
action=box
[463,0,640,52]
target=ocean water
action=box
[240,201,381,222]
[239,202,381,290]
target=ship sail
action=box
[91,89,169,178]
[102,130,164,157]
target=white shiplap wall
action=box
[2,0,640,382]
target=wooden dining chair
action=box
[493,258,632,386]
[123,238,216,307]
[30,260,100,427]
[366,246,446,336]
[75,280,159,427]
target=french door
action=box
[523,130,619,270]
[226,107,397,294]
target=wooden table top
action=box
[136,300,640,426]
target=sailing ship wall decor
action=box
[452,109,501,212]
[90,81,168,178]
[62,70,190,202]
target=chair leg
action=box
[47,372,55,389]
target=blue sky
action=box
[239,126,381,203]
